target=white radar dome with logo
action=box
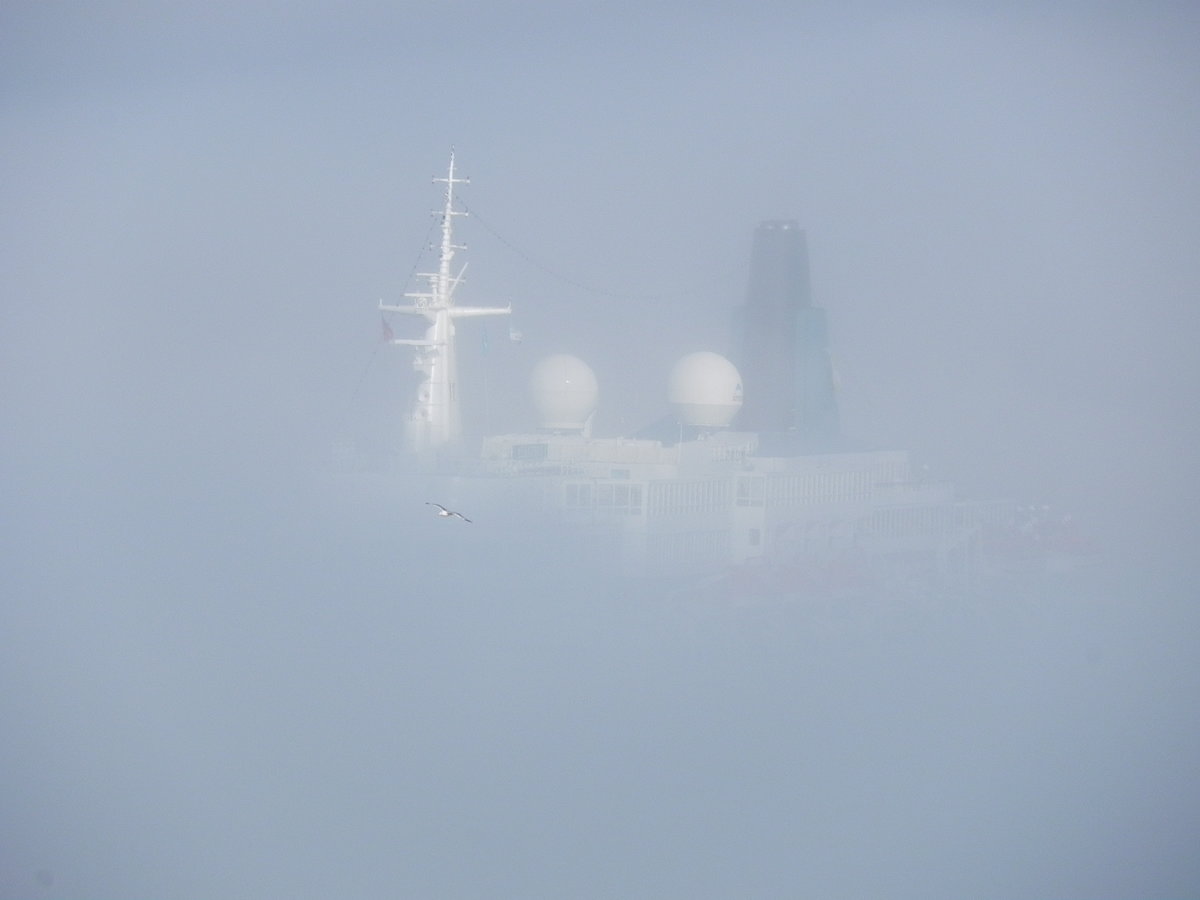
[530,354,598,433]
[668,351,743,428]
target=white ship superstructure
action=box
[477,422,1005,581]
[369,154,1012,587]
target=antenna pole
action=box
[379,151,512,464]
[432,149,469,309]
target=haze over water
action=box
[3,3,1198,897]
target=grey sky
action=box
[2,3,1199,897]
[5,2,1198,523]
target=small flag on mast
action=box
[381,317,394,342]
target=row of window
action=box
[564,481,644,513]
[512,442,549,461]
[562,478,745,518]
[709,443,752,463]
[735,471,875,507]
[560,471,939,520]
[646,479,733,517]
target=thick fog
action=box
[3,3,1198,897]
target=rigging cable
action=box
[459,199,677,303]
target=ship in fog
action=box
[362,154,1076,592]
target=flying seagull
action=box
[426,502,471,523]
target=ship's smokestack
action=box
[731,219,839,451]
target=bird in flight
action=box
[426,502,471,523]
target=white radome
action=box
[530,354,598,431]
[668,351,743,427]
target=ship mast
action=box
[379,151,511,462]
